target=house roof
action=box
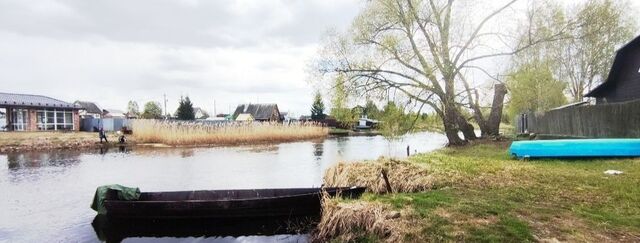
[103,109,125,117]
[74,101,102,114]
[0,92,79,109]
[232,104,279,120]
[585,35,640,98]
[549,101,590,111]
[235,113,254,121]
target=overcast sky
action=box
[0,0,363,116]
[0,0,638,116]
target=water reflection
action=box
[180,149,195,158]
[99,146,131,155]
[0,131,447,242]
[92,215,315,243]
[312,142,323,158]
[7,151,82,170]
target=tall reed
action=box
[131,119,328,146]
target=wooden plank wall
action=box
[525,100,640,138]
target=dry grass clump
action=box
[131,119,328,146]
[324,158,436,194]
[311,196,400,242]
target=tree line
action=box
[125,96,207,120]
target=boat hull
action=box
[103,187,365,219]
[510,139,640,158]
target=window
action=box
[11,109,28,131]
[35,109,74,131]
[37,111,45,130]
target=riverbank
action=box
[316,140,640,242]
[0,132,130,153]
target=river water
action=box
[0,132,447,242]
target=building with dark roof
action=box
[232,104,281,122]
[0,92,81,131]
[74,101,103,118]
[193,107,209,119]
[103,109,126,118]
[585,35,640,104]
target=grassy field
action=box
[318,140,640,242]
[131,120,328,146]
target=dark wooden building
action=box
[585,35,640,104]
[232,104,281,122]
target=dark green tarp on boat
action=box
[91,184,140,214]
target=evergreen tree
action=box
[310,91,326,121]
[176,96,196,120]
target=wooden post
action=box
[381,169,392,194]
[406,145,410,156]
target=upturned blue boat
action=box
[510,139,640,159]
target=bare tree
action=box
[559,0,635,101]
[315,0,566,145]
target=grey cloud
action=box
[0,0,360,47]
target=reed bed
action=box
[323,158,436,194]
[130,119,328,146]
[311,196,395,242]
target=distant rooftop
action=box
[74,101,102,114]
[232,103,279,120]
[0,92,79,109]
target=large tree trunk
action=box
[485,84,508,136]
[475,113,489,137]
[442,104,466,146]
[456,112,477,140]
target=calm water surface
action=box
[0,132,447,242]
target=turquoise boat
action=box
[510,139,640,159]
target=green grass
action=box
[356,140,640,242]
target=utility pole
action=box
[163,94,168,119]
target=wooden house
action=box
[585,35,640,104]
[232,104,281,122]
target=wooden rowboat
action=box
[103,187,366,219]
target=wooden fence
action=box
[516,99,640,138]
